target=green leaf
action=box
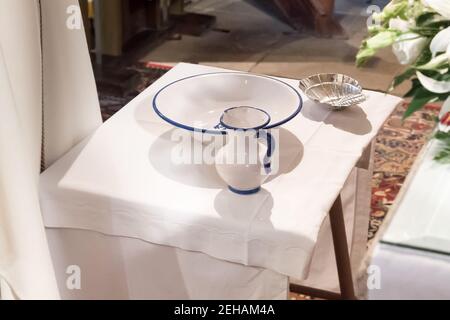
[435,131,450,142]
[390,68,415,90]
[381,1,409,22]
[366,31,398,50]
[368,25,385,35]
[403,87,439,119]
[411,20,450,37]
[416,12,436,26]
[434,146,450,163]
[356,45,376,67]
[404,78,422,97]
[436,71,450,82]
[424,20,450,30]
[421,69,450,82]
[404,76,450,102]
[412,45,432,66]
[356,31,400,67]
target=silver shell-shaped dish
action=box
[299,73,367,110]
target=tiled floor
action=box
[141,0,409,95]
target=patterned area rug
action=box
[368,102,439,242]
[98,62,172,121]
[97,63,440,243]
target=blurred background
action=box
[80,0,412,119]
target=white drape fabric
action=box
[41,0,102,168]
[0,0,101,299]
[0,0,57,300]
[0,45,58,300]
[46,228,289,299]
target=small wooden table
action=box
[40,63,401,300]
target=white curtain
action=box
[0,0,101,299]
[40,0,102,167]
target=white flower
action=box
[430,26,450,58]
[422,0,450,19]
[387,7,428,66]
[416,26,450,70]
[416,29,450,88]
[392,33,427,64]
[417,71,450,93]
[389,17,411,32]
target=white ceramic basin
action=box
[153,72,303,134]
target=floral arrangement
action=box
[357,0,450,161]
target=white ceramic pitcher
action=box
[215,106,274,195]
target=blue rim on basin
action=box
[152,72,303,134]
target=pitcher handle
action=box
[257,130,275,174]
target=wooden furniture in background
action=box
[81,0,215,58]
[272,0,344,37]
[81,0,183,57]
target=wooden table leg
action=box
[292,144,373,299]
[329,195,356,300]
[290,194,358,300]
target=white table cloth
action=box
[40,63,402,298]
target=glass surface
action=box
[382,140,450,256]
